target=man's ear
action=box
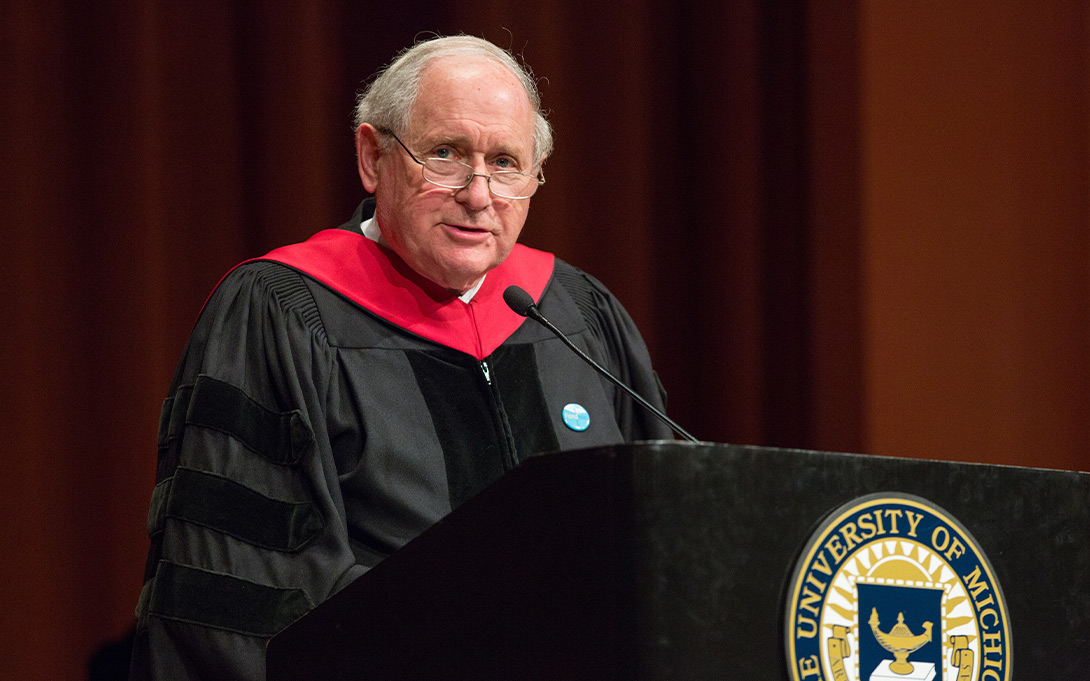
[355,124,382,193]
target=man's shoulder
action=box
[546,257,619,306]
[201,259,324,331]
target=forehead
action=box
[408,56,536,155]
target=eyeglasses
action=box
[381,130,544,200]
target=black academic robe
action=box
[130,205,672,680]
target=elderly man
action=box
[130,35,672,680]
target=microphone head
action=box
[503,285,536,317]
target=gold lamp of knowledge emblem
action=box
[868,609,932,676]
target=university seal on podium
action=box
[785,493,1011,681]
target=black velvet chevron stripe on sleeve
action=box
[158,375,314,466]
[145,561,313,637]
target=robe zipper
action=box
[479,358,518,467]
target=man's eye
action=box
[494,157,516,170]
[432,148,453,159]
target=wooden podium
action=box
[266,443,1089,680]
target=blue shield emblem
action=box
[858,583,943,681]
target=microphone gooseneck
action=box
[504,285,699,443]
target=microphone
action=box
[503,285,699,443]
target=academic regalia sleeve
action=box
[129,261,366,681]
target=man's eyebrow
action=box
[495,144,525,160]
[428,134,470,148]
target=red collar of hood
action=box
[255,228,554,359]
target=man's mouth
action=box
[444,222,489,234]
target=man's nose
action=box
[455,169,494,210]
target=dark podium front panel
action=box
[266,443,1089,680]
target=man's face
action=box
[358,56,538,294]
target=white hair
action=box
[354,35,553,166]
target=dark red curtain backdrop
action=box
[2,2,1087,678]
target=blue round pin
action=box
[562,403,590,431]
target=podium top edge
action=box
[526,440,1089,476]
